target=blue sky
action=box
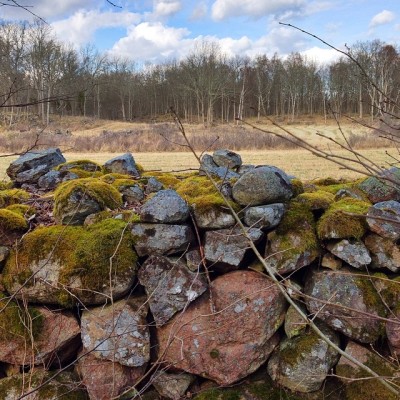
[2,0,399,65]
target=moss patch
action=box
[317,198,371,239]
[142,171,181,188]
[56,159,103,173]
[0,293,43,342]
[0,189,30,208]
[290,178,304,197]
[2,219,137,306]
[0,209,28,231]
[6,204,35,218]
[297,190,335,210]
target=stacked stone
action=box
[0,148,398,399]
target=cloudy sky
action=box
[1,0,399,65]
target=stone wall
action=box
[0,148,399,400]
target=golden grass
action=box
[0,148,396,182]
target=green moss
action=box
[54,178,122,221]
[136,162,144,174]
[0,189,30,207]
[142,171,180,188]
[297,190,335,210]
[6,204,35,217]
[353,275,386,319]
[277,200,315,234]
[290,178,304,197]
[317,198,371,240]
[176,175,239,213]
[56,159,103,172]
[336,353,399,400]
[100,173,134,184]
[3,219,137,307]
[66,168,104,178]
[194,388,241,400]
[111,178,142,190]
[0,293,43,342]
[312,177,347,186]
[0,209,28,231]
[0,181,12,190]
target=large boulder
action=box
[0,298,80,366]
[2,220,137,306]
[81,297,150,367]
[103,153,140,177]
[199,154,239,180]
[232,166,293,206]
[0,371,88,399]
[267,324,340,393]
[131,223,194,256]
[203,227,264,272]
[76,350,146,400]
[304,269,386,343]
[366,200,400,241]
[157,270,287,385]
[138,255,207,325]
[212,149,242,169]
[6,148,66,185]
[140,189,189,223]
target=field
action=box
[0,116,397,182]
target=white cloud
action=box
[1,0,98,21]
[153,0,182,17]
[211,0,306,21]
[109,22,191,61]
[301,47,341,65]
[51,10,140,48]
[369,10,396,28]
[190,2,208,20]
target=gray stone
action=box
[138,255,207,325]
[81,297,150,367]
[364,233,400,272]
[238,164,255,175]
[0,371,87,399]
[131,223,194,256]
[185,248,203,272]
[120,184,145,204]
[284,303,308,339]
[199,154,239,180]
[140,189,189,223]
[232,166,293,206]
[6,148,66,184]
[192,203,235,229]
[212,149,242,169]
[335,188,364,201]
[204,227,264,272]
[145,176,164,193]
[243,203,285,229]
[327,239,371,269]
[157,271,286,385]
[268,324,340,393]
[304,269,386,343]
[104,152,140,177]
[358,168,400,203]
[152,371,194,400]
[38,170,78,190]
[366,200,400,241]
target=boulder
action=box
[57,159,102,173]
[157,270,287,386]
[232,166,293,206]
[192,204,235,229]
[327,240,371,270]
[81,297,150,367]
[204,227,264,272]
[120,184,145,204]
[145,176,164,193]
[37,170,79,190]
[76,349,146,400]
[2,220,137,306]
[138,255,207,325]
[336,340,400,400]
[0,209,28,246]
[304,269,386,343]
[366,200,400,241]
[358,169,400,203]
[364,234,400,272]
[267,324,340,393]
[140,189,189,223]
[0,370,87,399]
[103,152,140,177]
[243,203,285,229]
[6,148,66,185]
[199,154,239,180]
[212,149,242,169]
[0,304,79,366]
[131,223,194,256]
[152,371,194,400]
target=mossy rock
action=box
[56,159,103,173]
[291,178,304,196]
[100,173,135,184]
[2,219,138,306]
[176,175,239,213]
[6,204,35,217]
[297,190,335,210]
[0,209,28,231]
[0,189,30,208]
[317,198,371,239]
[0,181,13,190]
[54,178,123,225]
[142,171,181,189]
[0,292,43,342]
[0,370,88,399]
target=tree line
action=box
[1,20,399,126]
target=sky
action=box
[1,0,400,65]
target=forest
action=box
[1,20,399,125]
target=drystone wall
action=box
[0,147,399,400]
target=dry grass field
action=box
[0,148,396,182]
